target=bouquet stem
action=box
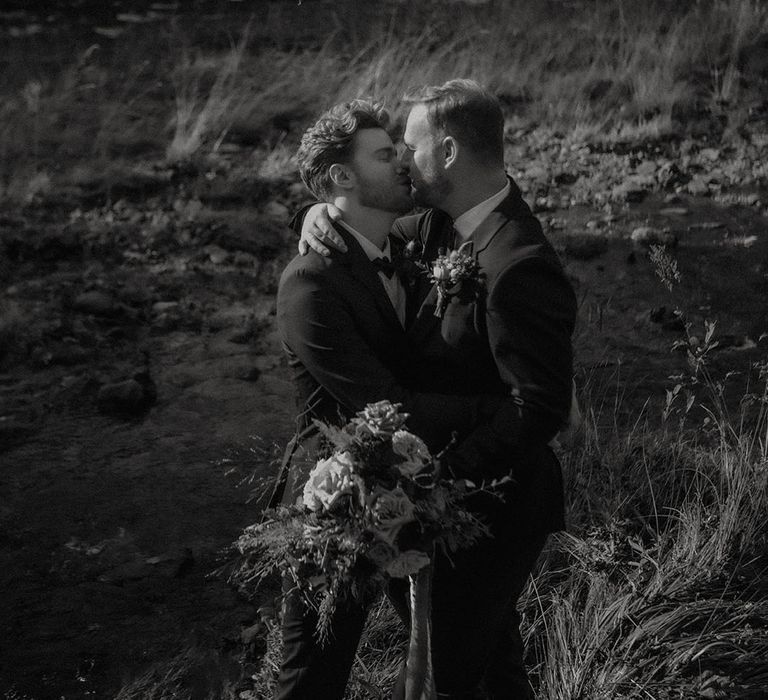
[405,563,436,700]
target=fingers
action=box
[320,226,347,253]
[307,226,331,257]
[298,239,309,256]
[326,203,343,221]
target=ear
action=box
[442,136,459,169]
[329,163,355,190]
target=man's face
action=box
[402,103,452,208]
[348,128,413,214]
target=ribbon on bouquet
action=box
[404,561,437,700]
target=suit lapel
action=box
[406,212,453,344]
[335,225,404,333]
[472,179,527,255]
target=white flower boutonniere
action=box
[428,241,481,318]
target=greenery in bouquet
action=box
[235,400,493,641]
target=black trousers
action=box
[389,488,549,700]
[273,584,368,700]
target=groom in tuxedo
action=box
[298,79,578,699]
[273,98,505,700]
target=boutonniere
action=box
[427,241,480,318]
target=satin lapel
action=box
[406,213,453,343]
[336,226,404,333]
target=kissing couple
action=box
[268,78,578,700]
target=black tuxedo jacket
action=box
[272,225,495,506]
[392,179,577,532]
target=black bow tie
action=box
[372,256,396,279]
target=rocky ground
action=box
[1,113,768,697]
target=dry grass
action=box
[226,366,768,699]
[1,0,767,195]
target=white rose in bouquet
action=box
[302,451,358,512]
[392,429,431,476]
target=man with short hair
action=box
[273,98,501,700]
[299,79,578,699]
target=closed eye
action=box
[374,147,396,161]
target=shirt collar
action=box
[338,221,392,261]
[453,180,511,243]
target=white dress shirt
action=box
[338,221,406,327]
[453,181,511,244]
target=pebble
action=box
[612,182,648,203]
[152,301,180,313]
[97,373,156,416]
[72,291,116,317]
[686,178,710,196]
[659,207,689,217]
[205,245,230,265]
[630,226,678,247]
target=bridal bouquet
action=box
[235,400,490,641]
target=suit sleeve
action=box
[444,256,576,479]
[390,214,422,243]
[279,266,499,450]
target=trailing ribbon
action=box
[404,562,436,700]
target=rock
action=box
[233,251,258,267]
[72,291,117,317]
[0,417,38,451]
[659,207,689,217]
[563,234,609,261]
[612,182,649,203]
[689,221,724,231]
[554,171,579,186]
[98,559,152,584]
[686,177,710,196]
[630,226,678,247]
[51,343,92,366]
[532,196,556,213]
[204,245,230,265]
[235,367,261,382]
[145,548,194,578]
[649,306,685,332]
[207,309,245,332]
[634,160,657,177]
[97,372,156,416]
[152,301,180,314]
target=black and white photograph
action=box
[1,1,768,698]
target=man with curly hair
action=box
[273,98,503,700]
